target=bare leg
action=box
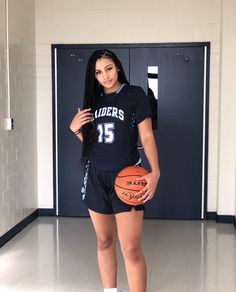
[89,209,117,288]
[115,209,147,292]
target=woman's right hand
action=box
[69,107,93,133]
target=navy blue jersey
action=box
[88,84,151,171]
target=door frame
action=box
[51,42,210,218]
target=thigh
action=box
[89,209,116,238]
[115,209,144,246]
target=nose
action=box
[103,71,109,81]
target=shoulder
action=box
[124,84,147,98]
[125,84,145,94]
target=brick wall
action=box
[0,0,37,237]
[217,0,236,215]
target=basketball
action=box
[114,166,149,205]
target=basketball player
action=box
[70,49,160,292]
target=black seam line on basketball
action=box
[116,174,144,178]
[114,184,144,192]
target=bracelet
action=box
[70,128,81,135]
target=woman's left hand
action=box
[135,170,160,203]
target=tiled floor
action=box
[0,217,236,292]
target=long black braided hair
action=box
[81,49,129,166]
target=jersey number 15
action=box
[97,122,115,144]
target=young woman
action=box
[70,49,160,292]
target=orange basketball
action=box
[114,166,149,206]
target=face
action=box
[95,57,121,94]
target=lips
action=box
[104,80,112,85]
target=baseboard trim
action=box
[207,212,235,225]
[0,210,39,248]
[206,212,217,221]
[38,208,55,216]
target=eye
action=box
[95,70,101,75]
[106,66,113,72]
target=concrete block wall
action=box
[0,0,38,237]
[217,0,236,216]
[35,0,223,212]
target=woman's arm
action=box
[69,107,92,142]
[136,117,160,203]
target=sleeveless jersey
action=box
[88,84,151,171]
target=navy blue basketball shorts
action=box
[81,162,145,215]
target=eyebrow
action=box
[95,64,113,71]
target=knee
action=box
[97,235,115,251]
[122,244,142,263]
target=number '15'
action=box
[97,122,115,144]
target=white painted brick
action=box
[37,98,52,111]
[37,77,52,90]
[210,64,220,77]
[7,174,18,189]
[36,0,53,12]
[8,199,18,215]
[53,0,92,10]
[16,147,24,160]
[36,89,52,100]
[7,149,17,164]
[3,189,12,207]
[52,27,93,43]
[53,10,109,27]
[0,166,3,181]
[12,136,22,149]
[159,25,193,42]
[35,0,53,28]
[210,74,220,88]
[208,165,218,179]
[107,9,143,26]
[36,44,51,56]
[92,26,126,43]
[35,28,54,44]
[177,5,220,25]
[36,66,51,78]
[1,178,7,192]
[125,26,158,43]
[3,164,13,178]
[37,55,52,67]
[91,0,126,9]
[37,122,52,134]
[193,24,220,42]
[2,139,12,152]
[209,98,219,112]
[210,53,220,65]
[0,215,3,235]
[0,0,38,236]
[142,8,177,26]
[37,109,52,125]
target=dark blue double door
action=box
[53,44,209,219]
